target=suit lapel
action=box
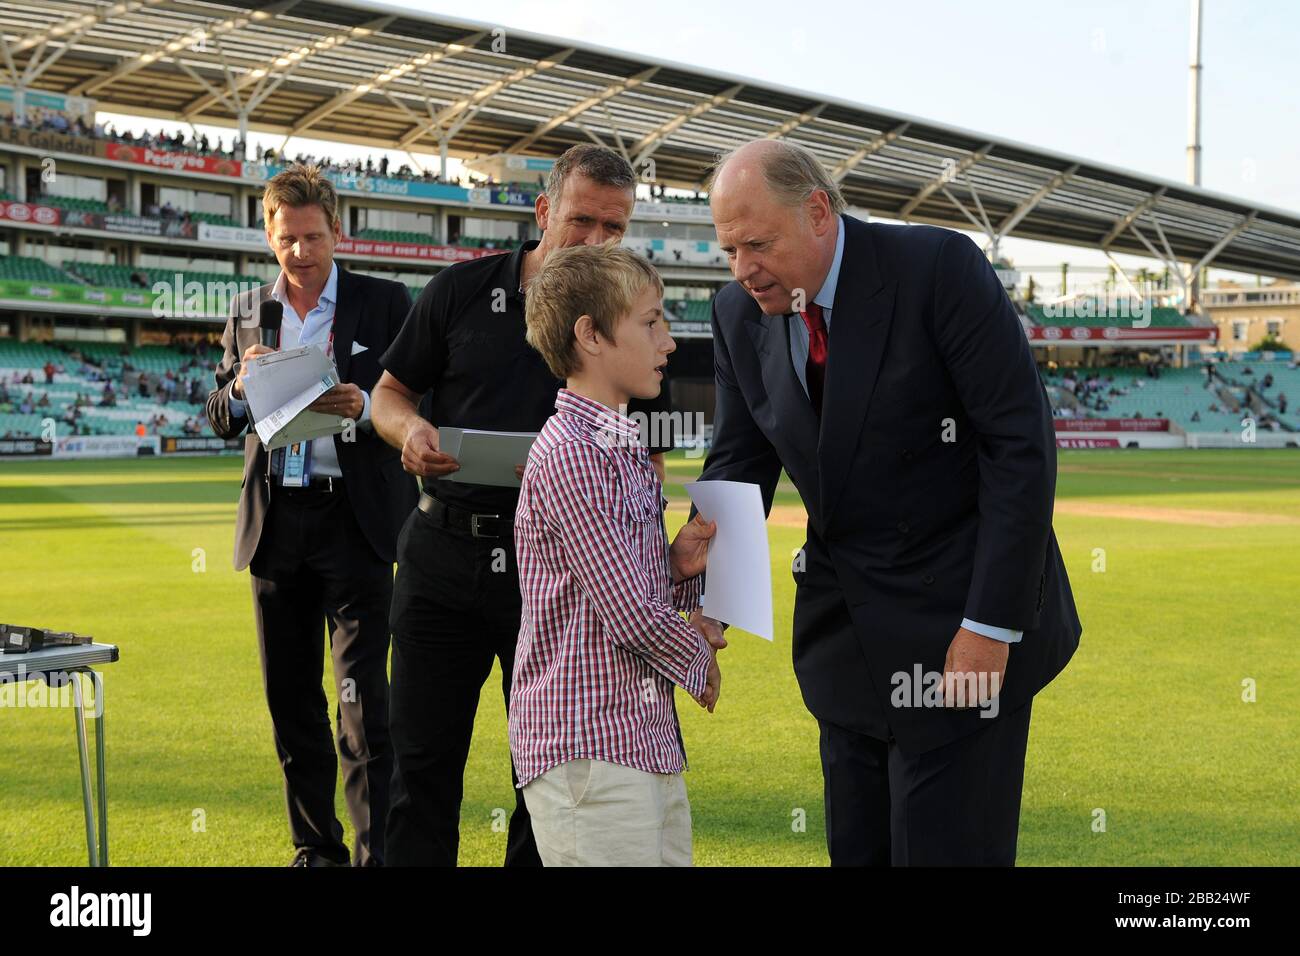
[818,218,896,529]
[744,306,822,516]
[331,264,360,382]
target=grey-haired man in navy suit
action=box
[695,139,1081,865]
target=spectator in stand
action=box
[43,360,56,384]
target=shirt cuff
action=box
[356,388,372,428]
[960,618,1023,644]
[672,573,703,613]
[228,381,247,419]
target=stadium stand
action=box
[61,262,263,290]
[354,228,440,244]
[0,256,77,284]
[29,193,111,214]
[1213,361,1300,430]
[0,339,218,439]
[1043,366,1252,432]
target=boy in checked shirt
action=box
[510,244,723,866]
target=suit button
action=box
[902,449,913,461]
[897,521,910,534]
[922,573,934,585]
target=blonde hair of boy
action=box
[525,244,664,379]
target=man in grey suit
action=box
[206,163,416,866]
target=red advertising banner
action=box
[101,142,243,178]
[0,200,62,226]
[333,238,501,263]
[1054,418,1169,432]
[1057,437,1121,449]
[1028,325,1217,342]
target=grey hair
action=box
[707,139,846,214]
[545,143,636,204]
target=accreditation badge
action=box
[280,440,311,487]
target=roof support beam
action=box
[900,145,991,219]
[630,84,743,168]
[395,48,573,150]
[10,0,164,56]
[1190,211,1256,275]
[279,31,486,146]
[1100,189,1165,248]
[830,123,909,182]
[68,0,299,96]
[180,15,395,119]
[507,67,658,153]
[763,103,826,140]
[993,163,1078,240]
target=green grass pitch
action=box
[0,449,1295,866]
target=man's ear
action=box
[536,193,551,232]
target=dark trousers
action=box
[385,506,540,867]
[819,698,1034,866]
[249,485,395,866]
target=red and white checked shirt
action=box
[509,388,709,787]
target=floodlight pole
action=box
[1187,0,1204,313]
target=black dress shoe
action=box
[289,848,349,867]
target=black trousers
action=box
[385,506,540,867]
[818,697,1034,866]
[249,484,394,866]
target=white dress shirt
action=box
[227,261,372,478]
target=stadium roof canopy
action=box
[5,0,1300,281]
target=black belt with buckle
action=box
[418,491,512,538]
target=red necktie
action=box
[800,302,828,414]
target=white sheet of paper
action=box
[242,344,344,449]
[683,479,774,641]
[439,427,538,488]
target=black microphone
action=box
[258,299,283,349]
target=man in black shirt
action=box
[373,144,674,866]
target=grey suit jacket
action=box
[205,264,418,570]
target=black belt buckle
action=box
[470,513,500,538]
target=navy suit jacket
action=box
[698,215,1081,753]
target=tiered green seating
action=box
[1044,368,1243,431]
[189,211,239,227]
[0,256,77,284]
[1215,361,1300,430]
[0,340,65,368]
[32,194,111,213]
[0,337,215,438]
[355,228,439,245]
[671,300,712,323]
[61,261,262,289]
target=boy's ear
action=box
[572,313,599,357]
